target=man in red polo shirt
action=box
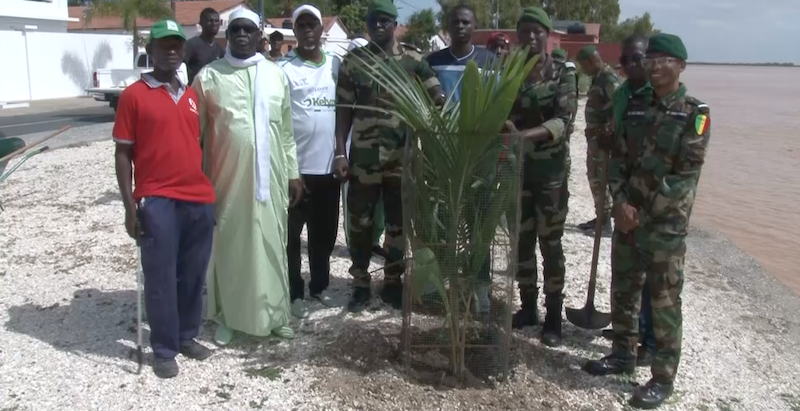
[113,19,216,379]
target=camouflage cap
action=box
[518,7,552,31]
[646,33,688,60]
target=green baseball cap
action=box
[148,19,186,43]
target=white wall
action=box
[0,31,133,102]
[0,31,31,102]
[0,0,73,32]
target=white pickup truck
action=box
[86,52,188,111]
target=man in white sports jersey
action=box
[279,4,342,318]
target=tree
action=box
[601,12,659,42]
[83,0,174,64]
[338,4,367,35]
[402,9,438,51]
[539,0,620,31]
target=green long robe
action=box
[193,59,299,337]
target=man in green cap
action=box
[575,45,620,234]
[334,0,445,313]
[114,19,216,378]
[599,33,657,367]
[503,6,577,348]
[583,33,710,410]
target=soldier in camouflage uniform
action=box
[582,33,710,409]
[504,7,577,347]
[333,0,444,313]
[576,45,619,233]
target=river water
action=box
[681,65,800,295]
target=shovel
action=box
[566,151,612,330]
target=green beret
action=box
[518,7,552,31]
[576,45,596,61]
[646,33,688,60]
[367,0,398,19]
[551,48,567,59]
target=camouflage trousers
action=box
[343,181,385,248]
[516,147,569,297]
[611,227,686,384]
[347,168,404,289]
[586,136,612,215]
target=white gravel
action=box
[1,106,799,411]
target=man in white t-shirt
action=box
[279,5,342,318]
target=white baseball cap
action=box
[292,4,322,25]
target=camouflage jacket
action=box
[609,83,710,235]
[336,41,441,169]
[508,54,578,158]
[584,64,620,138]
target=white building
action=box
[0,0,78,32]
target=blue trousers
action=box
[138,197,214,359]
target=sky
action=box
[395,0,800,64]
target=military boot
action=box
[629,379,674,409]
[541,293,563,347]
[582,352,635,376]
[512,288,538,329]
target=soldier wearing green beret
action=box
[583,33,710,409]
[576,45,620,234]
[503,6,578,347]
[333,0,445,313]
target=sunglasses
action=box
[229,23,259,34]
[642,56,679,69]
[367,15,395,29]
[619,54,643,65]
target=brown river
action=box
[681,65,800,295]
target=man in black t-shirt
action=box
[184,7,225,85]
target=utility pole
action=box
[495,0,500,29]
[258,0,264,29]
[170,0,176,17]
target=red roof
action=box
[68,0,246,30]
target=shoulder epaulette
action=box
[400,42,423,53]
[686,96,710,114]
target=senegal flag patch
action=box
[695,114,709,135]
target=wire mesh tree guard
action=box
[400,132,524,384]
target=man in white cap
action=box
[278,4,342,318]
[192,8,303,346]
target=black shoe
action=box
[153,357,179,379]
[179,340,213,361]
[629,380,674,409]
[636,346,655,367]
[541,293,563,347]
[347,287,371,313]
[380,282,403,310]
[578,214,612,232]
[372,245,390,260]
[512,289,538,329]
[577,218,597,231]
[601,328,614,340]
[582,353,635,376]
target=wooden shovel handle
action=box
[0,126,71,164]
[586,151,611,304]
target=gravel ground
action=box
[2,103,799,411]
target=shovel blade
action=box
[565,305,612,330]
